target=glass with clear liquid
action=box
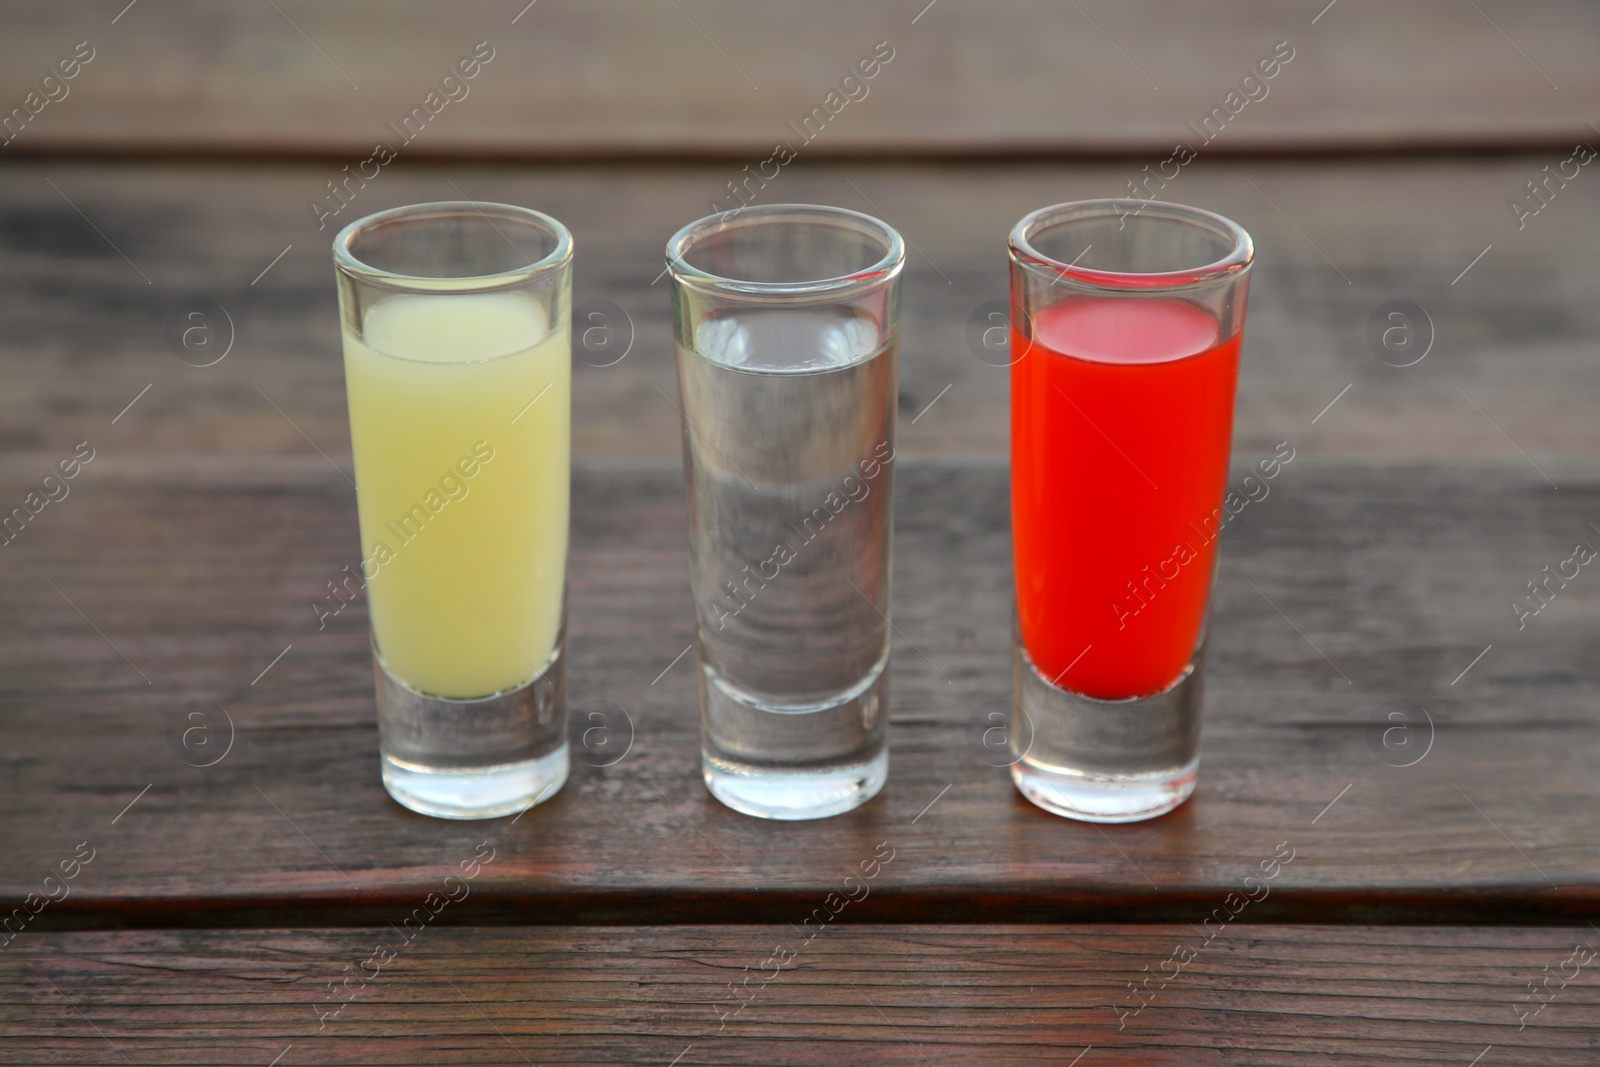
[666,205,904,819]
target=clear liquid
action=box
[675,305,895,817]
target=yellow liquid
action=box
[343,290,570,698]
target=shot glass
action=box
[333,202,573,820]
[666,205,904,820]
[1008,199,1252,822]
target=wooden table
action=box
[2,3,1597,1063]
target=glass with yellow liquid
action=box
[333,202,572,819]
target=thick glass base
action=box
[374,639,568,821]
[1010,636,1204,824]
[383,743,570,821]
[699,662,888,820]
[704,748,888,821]
[1011,756,1198,823]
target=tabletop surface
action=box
[2,3,1598,1064]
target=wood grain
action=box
[2,18,1596,1051]
[4,926,1596,1064]
[1,157,1596,465]
[0,1,1595,158]
[0,456,1593,926]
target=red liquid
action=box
[1011,296,1240,699]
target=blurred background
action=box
[2,0,1593,154]
[0,0,1595,468]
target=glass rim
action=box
[332,201,574,294]
[1009,199,1253,292]
[665,203,905,299]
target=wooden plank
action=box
[0,0,1595,158]
[0,457,1594,926]
[3,926,1595,1064]
[0,156,1596,464]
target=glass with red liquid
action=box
[1008,200,1252,822]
